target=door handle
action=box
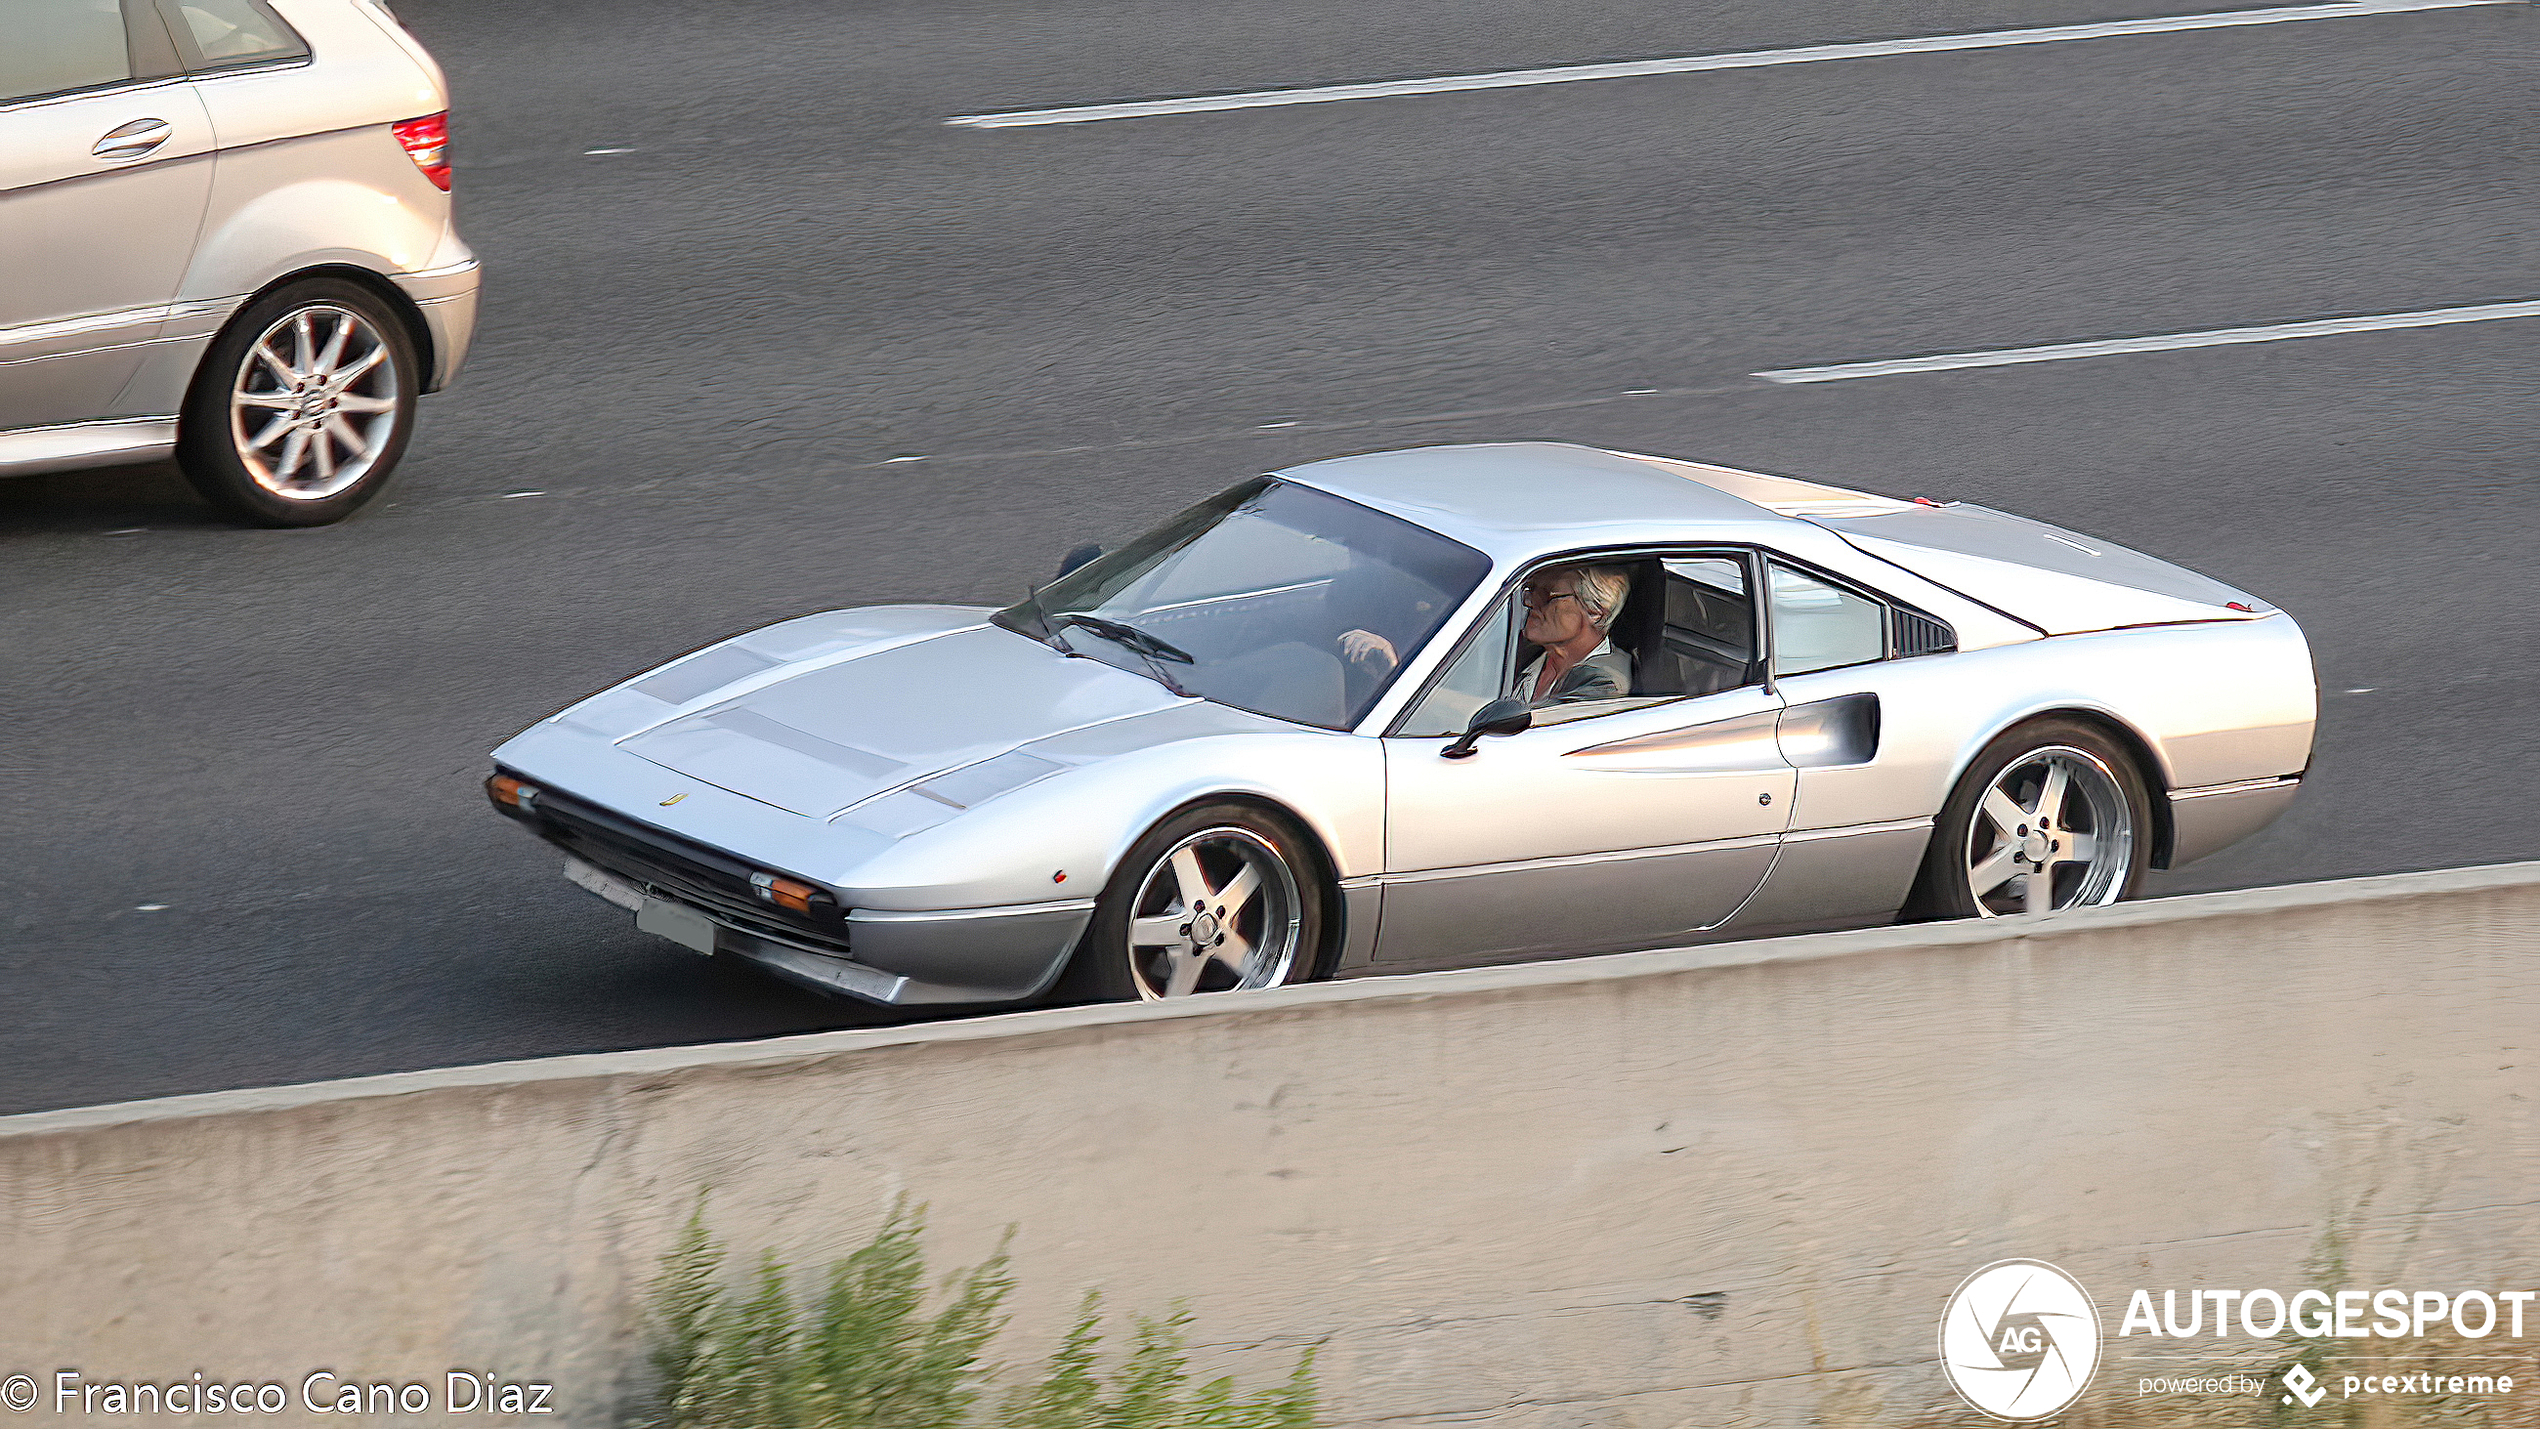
[93,118,173,161]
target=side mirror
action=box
[1440,697,1532,760]
[1056,543,1104,580]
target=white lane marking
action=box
[945,0,2510,128]
[1754,298,2540,383]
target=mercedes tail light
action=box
[392,112,450,191]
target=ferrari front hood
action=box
[614,623,1184,818]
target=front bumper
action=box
[491,775,1090,1006]
[561,856,1092,1007]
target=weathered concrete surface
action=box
[5,863,2536,1426]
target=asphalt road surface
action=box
[3,0,2532,1114]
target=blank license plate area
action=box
[636,897,719,955]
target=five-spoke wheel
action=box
[1059,803,1327,1003]
[1962,746,2134,915]
[1124,827,1302,998]
[1907,718,2152,921]
[179,278,419,526]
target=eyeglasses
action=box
[1520,586,1580,608]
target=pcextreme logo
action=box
[1939,1259,2103,1421]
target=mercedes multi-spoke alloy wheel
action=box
[229,305,402,499]
[1060,803,1328,1003]
[1907,718,2153,921]
[178,279,420,527]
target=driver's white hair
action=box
[1569,564,1630,631]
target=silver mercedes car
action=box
[487,444,2316,1007]
[1,0,478,525]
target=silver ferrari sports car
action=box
[486,443,2314,1007]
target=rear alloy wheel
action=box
[178,278,419,526]
[1059,804,1326,1002]
[1907,719,2151,920]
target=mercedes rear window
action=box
[169,0,305,66]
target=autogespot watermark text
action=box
[0,1371,554,1415]
[2115,1286,2537,1342]
[1942,1264,2536,1421]
[2116,1287,2528,1409]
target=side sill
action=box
[0,417,177,477]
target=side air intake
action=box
[1893,607,1958,657]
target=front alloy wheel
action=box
[1123,827,1304,998]
[1057,803,1328,1004]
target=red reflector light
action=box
[392,112,451,191]
[751,872,821,913]
[2226,601,2254,612]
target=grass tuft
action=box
[641,1198,1316,1429]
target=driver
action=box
[1512,563,1633,706]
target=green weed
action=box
[641,1200,1316,1429]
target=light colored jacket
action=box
[1514,638,1633,706]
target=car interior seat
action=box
[1623,559,1760,698]
[1615,561,1676,696]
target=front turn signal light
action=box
[486,773,538,810]
[750,872,821,913]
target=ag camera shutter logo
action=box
[1940,1259,2103,1420]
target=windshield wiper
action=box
[1051,614,1196,696]
[1052,613,1194,664]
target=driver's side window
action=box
[1396,550,1766,737]
[1396,592,1516,737]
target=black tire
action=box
[1903,717,2153,921]
[1055,802,1331,1003]
[177,277,421,527]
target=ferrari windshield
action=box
[997,479,1490,730]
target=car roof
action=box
[1272,442,1903,566]
[1275,442,2264,633]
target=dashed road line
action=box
[1754,298,2540,383]
[946,0,2513,129]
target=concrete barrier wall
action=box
[5,863,2536,1427]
